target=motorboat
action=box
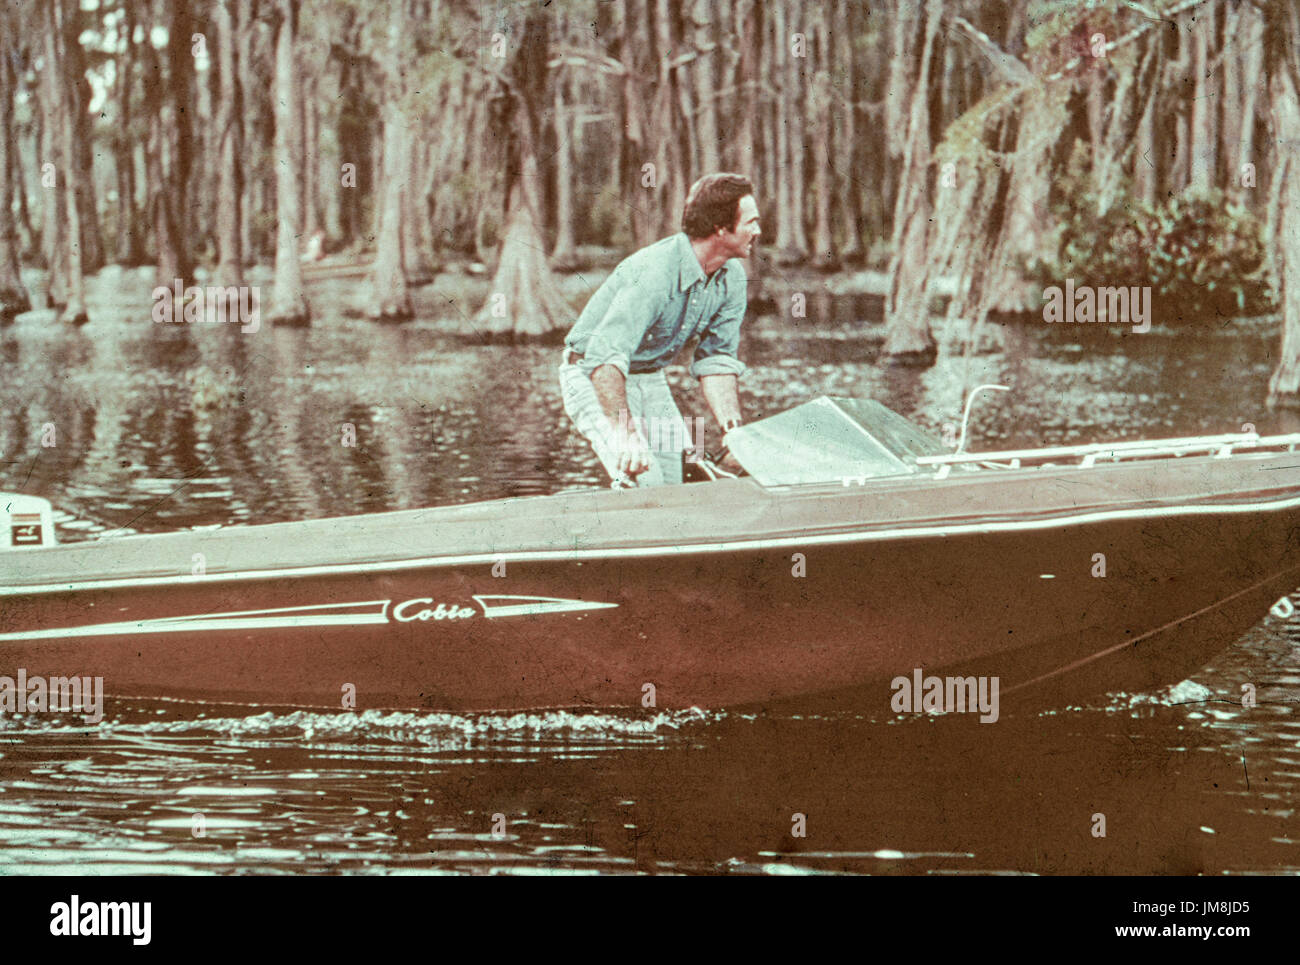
[4,393,1300,717]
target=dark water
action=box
[2,269,1299,874]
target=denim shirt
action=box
[565,233,747,379]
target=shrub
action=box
[1029,189,1275,321]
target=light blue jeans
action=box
[559,352,691,486]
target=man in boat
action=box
[559,172,760,486]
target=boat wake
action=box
[1122,679,1217,708]
[0,703,723,742]
[0,685,1228,742]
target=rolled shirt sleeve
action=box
[690,261,748,379]
[578,264,666,377]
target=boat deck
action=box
[5,451,1300,593]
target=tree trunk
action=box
[50,0,87,324]
[320,65,343,242]
[114,0,144,266]
[238,0,257,263]
[366,0,413,320]
[732,0,767,308]
[1166,25,1192,195]
[476,151,574,337]
[1220,4,1243,196]
[401,130,434,285]
[194,31,216,268]
[146,0,193,290]
[785,0,810,261]
[884,0,910,165]
[428,74,463,252]
[729,0,756,175]
[368,100,413,320]
[169,0,194,277]
[145,113,179,287]
[64,9,103,274]
[475,12,572,338]
[0,4,32,322]
[835,0,864,263]
[882,0,942,367]
[1189,7,1215,193]
[621,0,653,249]
[808,2,836,271]
[771,0,794,260]
[301,73,321,244]
[10,114,36,261]
[39,43,67,308]
[759,11,778,246]
[692,0,720,174]
[653,0,685,237]
[550,73,578,269]
[266,0,310,325]
[673,2,700,182]
[1132,41,1160,206]
[214,0,244,290]
[1266,6,1300,406]
[1235,7,1265,199]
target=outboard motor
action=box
[1,494,57,549]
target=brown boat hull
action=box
[4,498,1298,714]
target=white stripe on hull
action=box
[473,595,620,618]
[0,596,619,642]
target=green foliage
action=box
[1029,189,1276,321]
[1145,195,1274,318]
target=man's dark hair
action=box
[681,173,754,239]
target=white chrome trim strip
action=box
[0,596,621,641]
[0,600,392,641]
[916,432,1300,467]
[472,594,620,618]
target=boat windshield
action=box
[725,396,949,486]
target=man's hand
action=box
[612,422,653,479]
[702,373,744,474]
[717,424,746,474]
[590,364,653,480]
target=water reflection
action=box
[2,682,1296,875]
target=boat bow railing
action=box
[916,431,1300,479]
